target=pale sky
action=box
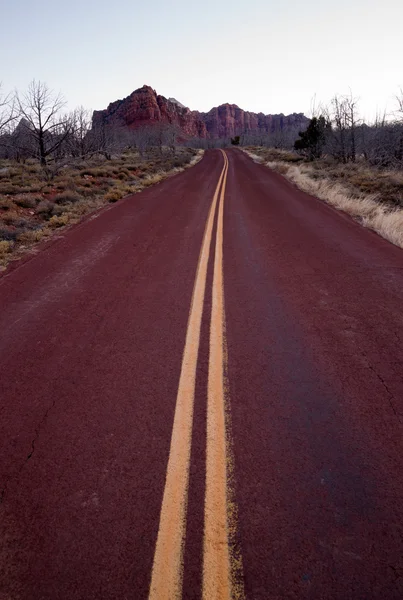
[1,0,402,122]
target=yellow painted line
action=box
[149,152,228,600]
[202,150,233,600]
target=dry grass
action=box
[0,240,12,258]
[243,147,403,250]
[0,148,204,269]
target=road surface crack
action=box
[365,360,401,424]
[0,398,57,506]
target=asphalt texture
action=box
[1,149,403,599]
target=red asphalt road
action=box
[1,149,403,599]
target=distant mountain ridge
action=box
[92,85,308,139]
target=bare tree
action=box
[16,80,72,166]
[131,126,155,158]
[90,121,129,159]
[330,95,348,163]
[395,89,403,163]
[68,106,93,158]
[344,92,360,162]
[162,123,181,155]
[0,84,17,134]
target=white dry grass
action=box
[242,150,264,164]
[252,154,403,250]
[140,150,204,188]
[363,207,403,248]
[186,149,205,168]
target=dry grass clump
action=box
[53,191,82,205]
[0,227,18,241]
[36,200,54,218]
[17,227,51,244]
[14,194,42,208]
[141,172,164,187]
[245,146,403,250]
[363,207,403,247]
[49,214,70,228]
[244,146,303,164]
[0,197,16,210]
[105,189,124,203]
[0,240,12,258]
[2,211,21,225]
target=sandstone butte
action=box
[92,85,308,139]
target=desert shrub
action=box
[105,190,123,203]
[0,197,16,210]
[0,227,18,241]
[53,192,82,205]
[80,166,112,178]
[117,184,136,196]
[51,204,67,216]
[171,156,188,168]
[117,169,130,180]
[17,227,51,244]
[36,200,54,218]
[0,183,16,195]
[2,211,20,225]
[56,177,78,191]
[12,217,30,228]
[6,168,24,179]
[0,240,12,256]
[49,214,69,228]
[142,173,163,187]
[14,194,42,208]
[76,185,98,197]
[27,164,40,174]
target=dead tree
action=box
[331,95,348,163]
[16,80,72,166]
[68,106,93,158]
[395,89,403,164]
[0,84,17,134]
[344,93,360,162]
[131,126,155,158]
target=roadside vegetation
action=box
[243,147,403,248]
[0,149,202,269]
[241,91,403,249]
[0,80,203,270]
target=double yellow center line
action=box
[149,150,237,599]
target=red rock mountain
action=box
[92,85,308,139]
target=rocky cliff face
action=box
[92,86,207,138]
[92,85,307,139]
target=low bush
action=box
[36,200,54,217]
[2,211,20,225]
[51,204,67,216]
[14,194,42,208]
[17,227,51,244]
[0,240,12,257]
[0,227,18,241]
[0,197,16,211]
[49,214,69,228]
[53,191,82,205]
[0,183,16,195]
[105,190,123,203]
